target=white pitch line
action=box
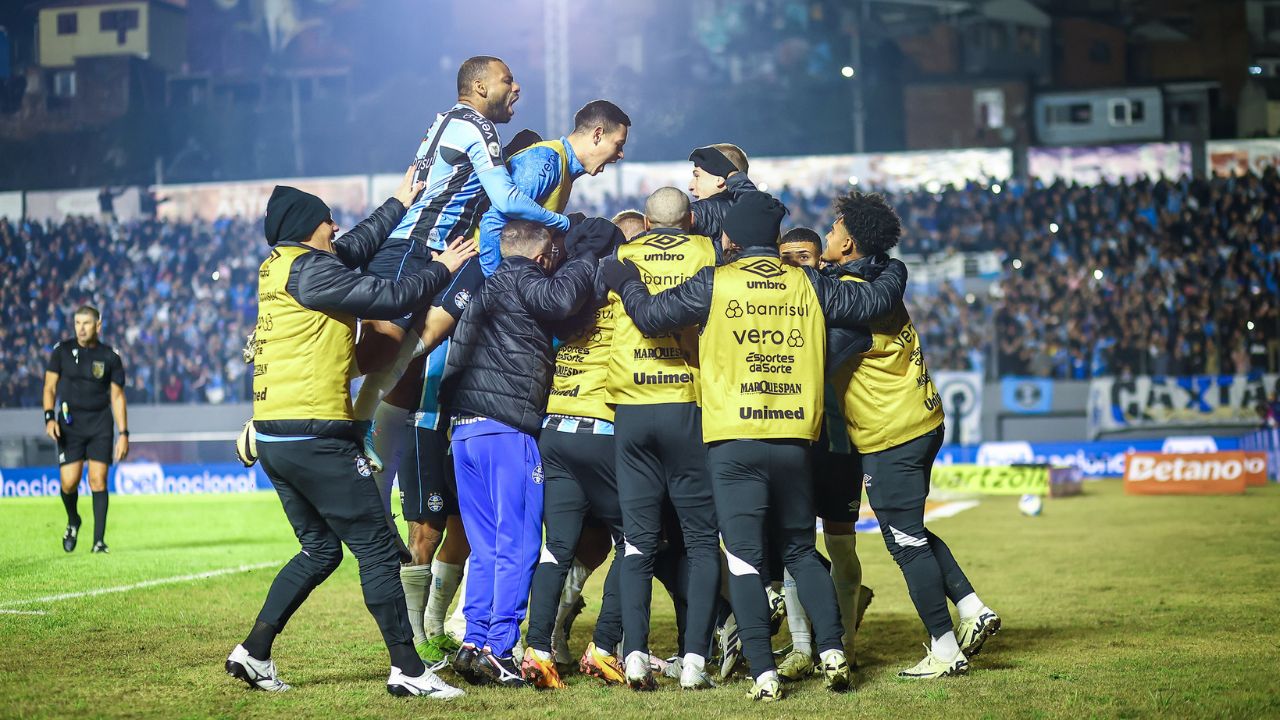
[0,561,280,608]
[0,609,48,615]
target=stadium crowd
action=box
[4,169,1279,408]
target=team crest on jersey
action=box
[427,492,445,513]
[532,463,544,485]
[487,141,502,159]
[92,361,105,379]
[454,288,471,310]
[355,456,373,478]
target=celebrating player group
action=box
[227,54,1001,703]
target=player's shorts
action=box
[57,427,113,466]
[400,425,459,523]
[364,238,435,330]
[430,256,485,321]
[812,444,862,524]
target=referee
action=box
[43,305,128,554]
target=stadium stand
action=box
[2,170,1278,408]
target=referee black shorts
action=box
[399,425,459,524]
[58,430,113,466]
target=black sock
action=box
[61,491,80,526]
[92,490,109,544]
[389,642,426,676]
[243,620,278,660]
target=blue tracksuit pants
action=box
[450,418,544,657]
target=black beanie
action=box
[264,185,331,246]
[722,190,788,249]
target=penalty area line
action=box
[0,561,281,608]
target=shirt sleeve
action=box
[478,147,565,275]
[46,343,62,374]
[110,351,126,387]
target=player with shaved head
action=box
[604,187,721,691]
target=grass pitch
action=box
[1,481,1277,719]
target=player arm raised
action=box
[602,259,714,336]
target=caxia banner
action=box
[1124,452,1249,495]
[931,464,1050,496]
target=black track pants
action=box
[862,426,974,639]
[709,438,843,675]
[615,403,720,659]
[526,428,625,653]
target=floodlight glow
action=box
[848,175,859,185]
[1049,222,1059,233]
[992,183,1002,194]
[841,66,855,78]
[1012,258,1022,270]
[1093,269,1104,280]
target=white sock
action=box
[530,648,551,661]
[444,560,469,639]
[825,533,862,650]
[755,669,778,684]
[782,568,813,657]
[554,559,592,628]
[425,559,464,637]
[956,592,985,620]
[931,631,961,661]
[399,564,432,646]
[683,653,705,671]
[371,403,411,507]
[353,335,426,420]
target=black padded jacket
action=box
[440,254,596,436]
[255,197,451,440]
[690,173,758,242]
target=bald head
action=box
[644,187,691,229]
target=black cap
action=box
[722,191,788,249]
[264,186,331,246]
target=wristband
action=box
[44,410,56,423]
[120,430,130,437]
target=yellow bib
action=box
[252,246,358,421]
[547,302,616,422]
[606,231,717,405]
[830,275,944,453]
[700,257,825,442]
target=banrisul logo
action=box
[741,259,786,288]
[642,234,689,262]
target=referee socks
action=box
[92,489,109,545]
[61,490,81,527]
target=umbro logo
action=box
[644,234,689,251]
[741,259,785,279]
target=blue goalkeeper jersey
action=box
[389,103,569,251]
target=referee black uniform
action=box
[45,326,125,552]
